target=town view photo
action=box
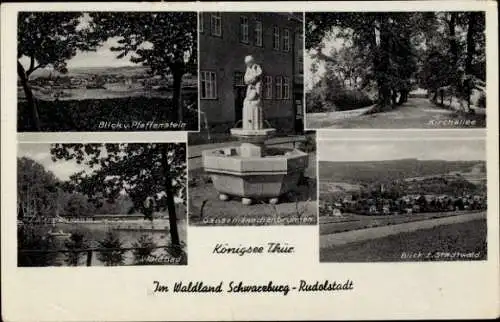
[318,135,487,262]
[17,12,198,132]
[17,143,187,266]
[305,11,486,129]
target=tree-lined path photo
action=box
[305,11,486,129]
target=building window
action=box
[275,76,283,99]
[273,26,280,50]
[199,13,204,33]
[283,76,290,99]
[264,76,273,99]
[211,13,222,37]
[283,28,290,52]
[240,16,249,44]
[234,72,245,87]
[201,71,217,99]
[255,20,263,47]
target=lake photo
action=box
[17,142,188,267]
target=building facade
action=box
[199,12,303,134]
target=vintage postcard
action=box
[1,1,499,321]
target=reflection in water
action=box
[25,219,187,266]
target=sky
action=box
[18,143,85,181]
[19,38,139,70]
[18,143,184,203]
[318,139,486,162]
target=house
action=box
[331,208,342,217]
[198,12,304,134]
[368,205,378,214]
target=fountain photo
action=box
[305,11,487,129]
[318,133,487,262]
[17,11,198,132]
[17,142,187,266]
[188,12,317,226]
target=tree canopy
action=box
[50,143,186,247]
[306,12,486,111]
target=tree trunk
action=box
[448,13,459,70]
[17,61,41,131]
[162,144,180,248]
[171,68,183,124]
[432,89,438,102]
[376,15,392,110]
[465,12,478,109]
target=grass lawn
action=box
[320,218,487,262]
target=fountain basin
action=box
[202,146,308,203]
[230,128,276,145]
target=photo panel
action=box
[188,12,316,226]
[318,132,487,262]
[17,142,188,266]
[17,11,198,132]
[304,11,487,129]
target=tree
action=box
[464,12,486,109]
[88,12,197,123]
[64,232,88,266]
[50,143,186,249]
[63,193,94,219]
[97,231,125,266]
[18,226,57,267]
[418,12,485,109]
[306,13,420,111]
[17,157,61,221]
[18,12,98,130]
[132,235,157,264]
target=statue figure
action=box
[242,55,263,130]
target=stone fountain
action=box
[202,55,308,205]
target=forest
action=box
[306,12,486,113]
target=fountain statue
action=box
[202,55,308,205]
[230,55,275,146]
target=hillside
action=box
[30,66,149,79]
[319,159,486,184]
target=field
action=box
[18,94,198,131]
[319,210,485,235]
[320,218,487,262]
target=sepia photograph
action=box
[318,135,487,262]
[17,143,187,266]
[188,12,316,226]
[17,12,198,132]
[305,12,487,129]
